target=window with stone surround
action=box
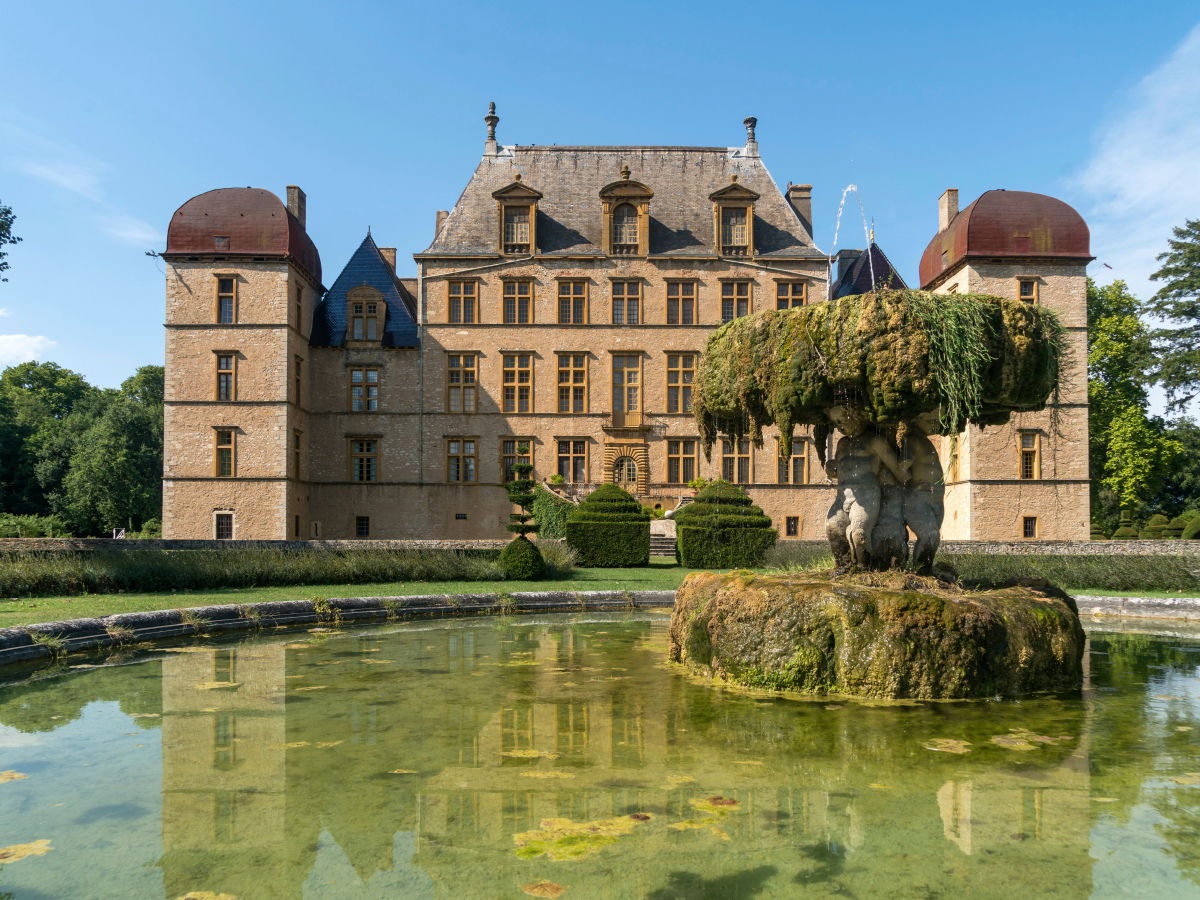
[776,438,809,484]
[502,439,532,483]
[295,284,303,327]
[349,298,380,341]
[503,206,531,254]
[558,354,587,413]
[447,354,477,413]
[215,430,235,478]
[216,277,236,324]
[449,281,478,324]
[666,282,695,324]
[349,439,378,482]
[349,368,379,412]
[356,516,371,538]
[612,282,640,325]
[503,281,532,324]
[722,438,751,484]
[786,516,801,538]
[446,438,476,483]
[611,355,641,426]
[294,356,302,406]
[215,513,234,540]
[1018,278,1039,303]
[1022,516,1038,539]
[721,282,750,322]
[502,354,533,414]
[612,204,639,252]
[666,354,695,414]
[557,440,587,483]
[215,353,236,401]
[293,431,301,480]
[721,207,748,254]
[557,281,587,324]
[667,439,697,484]
[776,281,805,309]
[1018,431,1040,480]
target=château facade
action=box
[160,108,1091,541]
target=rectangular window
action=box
[503,206,530,253]
[721,282,750,322]
[557,281,587,324]
[351,301,379,341]
[1018,279,1038,303]
[449,281,477,324]
[217,277,236,324]
[1019,432,1040,480]
[351,440,377,482]
[216,354,235,401]
[502,439,532,483]
[356,516,370,538]
[447,439,476,483]
[295,285,303,325]
[503,281,532,324]
[558,354,587,413]
[777,439,809,484]
[293,432,301,479]
[611,355,641,425]
[349,368,379,412]
[722,207,748,254]
[722,439,751,484]
[666,354,695,414]
[786,516,800,537]
[776,282,805,309]
[215,430,235,478]
[557,440,588,483]
[503,354,533,413]
[215,513,233,540]
[294,356,302,406]
[447,354,477,413]
[1023,516,1038,539]
[666,282,696,325]
[611,281,640,325]
[294,514,300,538]
[666,440,697,484]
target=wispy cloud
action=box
[101,214,163,247]
[22,161,102,200]
[1075,22,1200,300]
[0,309,9,316]
[0,334,56,366]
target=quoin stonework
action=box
[160,107,1091,541]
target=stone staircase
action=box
[650,534,677,557]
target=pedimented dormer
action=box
[599,165,653,256]
[492,176,543,256]
[709,176,760,257]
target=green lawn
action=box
[0,557,700,628]
[1066,587,1200,599]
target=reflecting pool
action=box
[1,612,1198,899]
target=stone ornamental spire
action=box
[484,102,499,157]
[743,116,759,158]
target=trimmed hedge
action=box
[674,479,777,568]
[531,485,576,540]
[1141,514,1170,540]
[565,484,650,567]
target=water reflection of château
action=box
[153,623,1097,898]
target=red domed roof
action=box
[919,190,1091,288]
[165,187,322,285]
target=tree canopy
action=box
[0,199,20,282]
[1149,218,1200,410]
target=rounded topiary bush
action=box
[1141,514,1170,540]
[499,536,546,580]
[1090,522,1108,540]
[1112,510,1140,540]
[565,484,651,567]
[674,479,777,568]
[1183,515,1200,540]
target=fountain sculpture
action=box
[669,290,1086,699]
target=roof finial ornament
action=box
[743,116,759,158]
[731,174,738,183]
[514,173,522,181]
[484,102,500,157]
[621,164,631,180]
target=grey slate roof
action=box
[422,146,823,259]
[310,233,419,348]
[832,243,908,298]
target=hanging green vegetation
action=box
[692,290,1069,459]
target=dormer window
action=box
[709,175,760,258]
[599,166,653,257]
[612,204,639,253]
[347,289,383,343]
[492,176,543,256]
[503,206,530,253]
[722,208,748,252]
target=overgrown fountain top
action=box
[693,289,1068,458]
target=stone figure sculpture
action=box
[692,289,1067,572]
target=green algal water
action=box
[0,612,1198,899]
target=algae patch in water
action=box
[0,839,53,864]
[514,813,654,861]
[521,880,567,898]
[923,739,972,754]
[668,796,741,840]
[991,729,1070,751]
[0,770,28,783]
[172,893,238,900]
[520,771,575,779]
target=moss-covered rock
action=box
[499,536,546,580]
[565,484,650,567]
[674,480,777,568]
[668,571,1085,699]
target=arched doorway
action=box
[613,456,638,493]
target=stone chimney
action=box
[378,247,397,273]
[286,185,306,230]
[836,249,863,282]
[938,189,959,232]
[787,183,813,237]
[743,116,759,158]
[435,210,449,237]
[484,102,499,157]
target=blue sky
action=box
[2,0,1199,410]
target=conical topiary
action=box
[1090,522,1108,540]
[501,445,544,579]
[674,479,777,568]
[1112,509,1140,539]
[1140,514,1170,540]
[565,483,651,567]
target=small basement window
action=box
[455,513,468,520]
[1022,516,1038,539]
[786,516,800,537]
[356,516,370,538]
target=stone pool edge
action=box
[0,590,678,666]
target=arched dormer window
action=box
[599,166,653,257]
